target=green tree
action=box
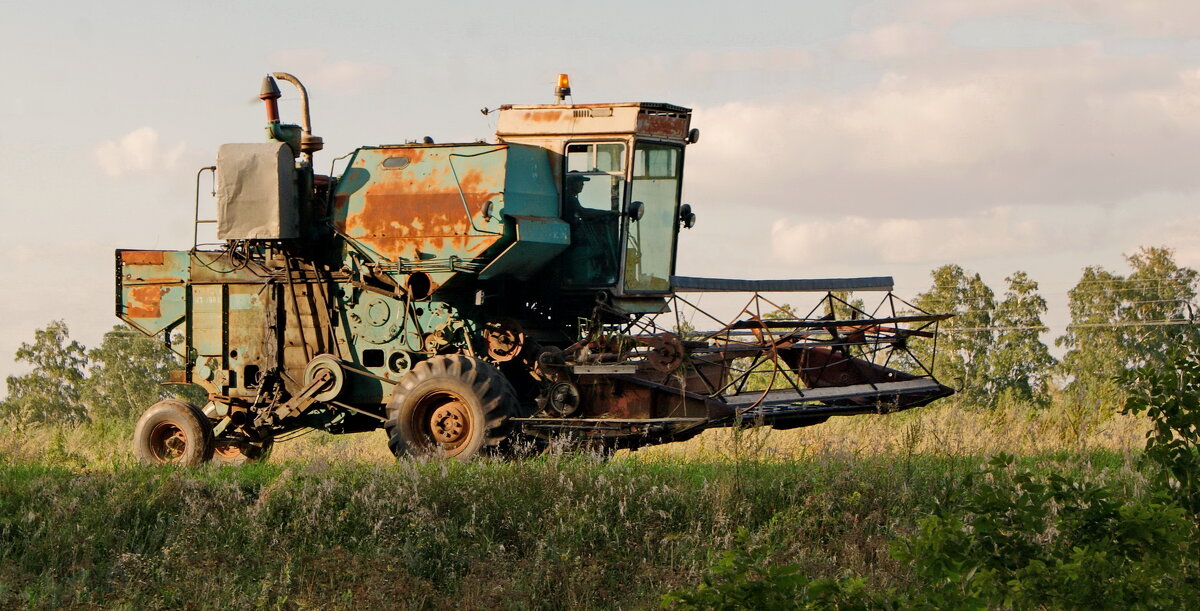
[914,265,996,408]
[1121,343,1200,516]
[763,302,797,320]
[83,325,205,421]
[1058,247,1198,413]
[1057,266,1127,412]
[823,291,866,321]
[1122,246,1198,370]
[2,320,88,426]
[990,271,1056,408]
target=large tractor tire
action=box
[386,355,519,460]
[133,399,215,466]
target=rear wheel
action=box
[133,399,214,465]
[386,355,518,460]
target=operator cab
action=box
[495,91,697,298]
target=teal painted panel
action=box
[116,249,190,336]
[478,216,571,280]
[502,144,559,218]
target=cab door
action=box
[560,141,627,288]
[622,142,682,293]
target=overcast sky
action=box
[3,0,1199,390]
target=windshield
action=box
[624,142,682,292]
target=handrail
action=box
[193,165,217,250]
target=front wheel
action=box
[133,399,214,465]
[385,355,518,460]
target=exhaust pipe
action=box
[259,72,324,164]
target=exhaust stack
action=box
[271,72,323,164]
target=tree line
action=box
[912,245,1198,412]
[2,245,1196,427]
[0,323,203,428]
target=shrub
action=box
[892,455,1197,610]
[1120,345,1200,514]
[661,528,875,610]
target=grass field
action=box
[0,400,1148,468]
[0,403,1189,609]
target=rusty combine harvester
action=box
[116,73,953,464]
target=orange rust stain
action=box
[121,250,165,265]
[336,147,511,260]
[333,192,351,223]
[637,114,688,138]
[456,167,505,194]
[347,173,502,261]
[378,148,427,167]
[127,285,165,319]
[125,277,185,285]
[524,110,565,123]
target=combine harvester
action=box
[116,73,953,463]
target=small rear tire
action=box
[133,399,214,465]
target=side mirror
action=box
[627,200,645,221]
[679,204,697,229]
[688,128,700,144]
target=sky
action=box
[2,0,1199,391]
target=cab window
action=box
[564,143,625,212]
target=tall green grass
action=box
[0,449,1153,609]
[0,402,1174,608]
[0,400,1149,469]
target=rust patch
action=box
[637,114,688,139]
[126,285,166,319]
[380,148,425,167]
[577,378,652,419]
[121,250,165,265]
[344,160,503,261]
[124,276,186,285]
[782,346,915,389]
[524,110,565,123]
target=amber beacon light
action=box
[555,73,571,103]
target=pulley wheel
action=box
[546,381,581,417]
[303,354,346,402]
[644,334,685,372]
[483,320,525,363]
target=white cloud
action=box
[770,207,1106,266]
[686,44,1200,217]
[679,48,811,73]
[1131,212,1200,272]
[94,127,185,178]
[267,49,390,95]
[899,0,1200,38]
[620,47,811,95]
[843,24,936,60]
[1081,1,1200,37]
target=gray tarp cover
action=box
[216,142,298,240]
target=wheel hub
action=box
[149,422,188,461]
[430,401,469,445]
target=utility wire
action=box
[942,319,1196,333]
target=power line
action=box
[942,319,1196,334]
